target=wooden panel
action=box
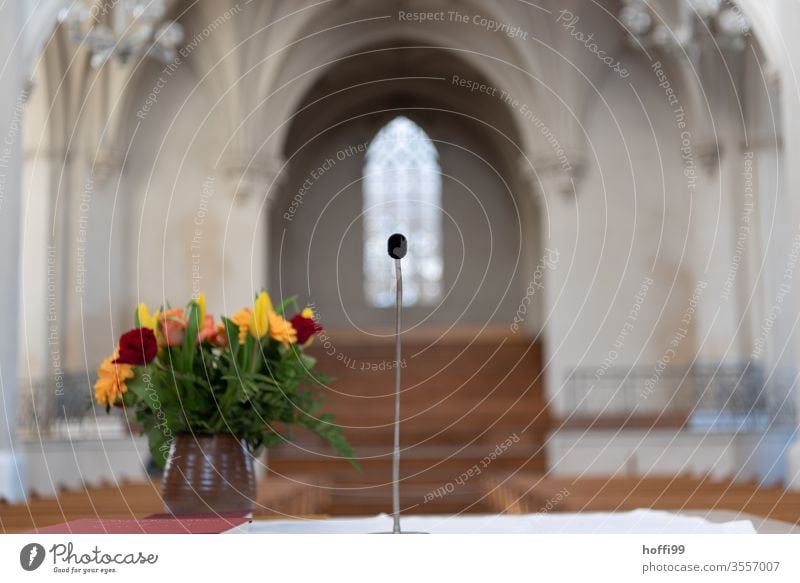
[269,330,548,514]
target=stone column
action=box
[0,0,27,502]
[776,0,800,490]
[220,152,286,306]
[515,157,545,338]
[519,155,582,416]
[242,154,284,482]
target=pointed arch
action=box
[363,116,443,307]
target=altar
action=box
[232,510,780,535]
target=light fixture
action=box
[621,0,750,52]
[717,7,750,38]
[57,0,184,68]
[620,1,653,37]
[689,0,723,20]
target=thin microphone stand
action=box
[374,234,422,534]
[392,257,402,534]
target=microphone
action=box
[388,233,407,260]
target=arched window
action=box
[363,116,443,307]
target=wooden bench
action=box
[482,474,800,524]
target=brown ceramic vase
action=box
[161,433,256,515]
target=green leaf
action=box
[299,353,317,370]
[183,300,201,368]
[126,368,160,414]
[222,317,240,354]
[247,373,282,387]
[299,413,360,471]
[144,420,171,469]
[275,295,297,316]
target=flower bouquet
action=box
[94,291,354,514]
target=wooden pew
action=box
[481,474,800,524]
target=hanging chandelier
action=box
[620,0,751,53]
[57,0,185,68]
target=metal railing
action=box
[563,362,796,431]
[17,372,126,439]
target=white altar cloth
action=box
[239,510,756,534]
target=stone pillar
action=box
[519,155,581,416]
[245,154,284,483]
[776,0,800,489]
[0,0,27,502]
[515,157,545,338]
[220,152,286,304]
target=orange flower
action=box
[211,321,228,347]
[269,311,297,345]
[231,308,251,344]
[159,308,186,347]
[94,352,134,408]
[197,315,216,343]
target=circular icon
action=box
[19,543,46,571]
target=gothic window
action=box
[363,116,443,307]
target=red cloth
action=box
[27,515,249,534]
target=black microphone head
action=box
[388,233,407,259]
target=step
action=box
[268,450,546,486]
[327,481,494,516]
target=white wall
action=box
[120,59,270,328]
[545,54,697,415]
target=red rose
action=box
[114,328,158,365]
[289,314,323,345]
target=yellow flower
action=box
[269,312,297,345]
[248,291,297,345]
[195,292,206,325]
[231,308,251,344]
[136,303,159,330]
[94,352,134,408]
[249,291,271,340]
[301,307,314,319]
